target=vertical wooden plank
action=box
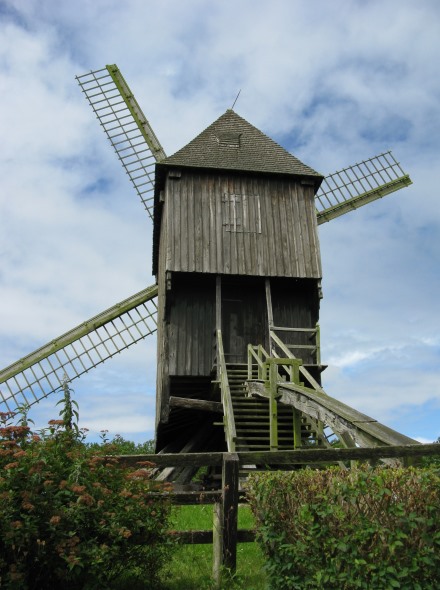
[251,176,264,276]
[213,453,239,583]
[278,180,291,276]
[298,183,313,276]
[222,452,239,571]
[265,278,274,328]
[286,182,300,276]
[216,276,222,335]
[293,408,302,448]
[212,502,222,586]
[205,176,214,272]
[265,278,273,353]
[216,175,223,273]
[160,319,171,423]
[291,183,306,276]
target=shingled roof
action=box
[153,110,323,275]
[157,109,322,180]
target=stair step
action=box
[236,445,270,450]
[234,409,268,413]
[236,436,270,441]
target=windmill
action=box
[0,66,417,479]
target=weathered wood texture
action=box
[278,382,419,448]
[168,529,255,545]
[146,490,247,505]
[221,276,268,363]
[162,171,322,279]
[156,206,170,426]
[213,453,240,582]
[112,443,439,468]
[167,274,216,376]
[169,396,223,412]
[270,277,320,366]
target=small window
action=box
[216,132,241,149]
[223,193,262,233]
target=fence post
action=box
[213,452,240,586]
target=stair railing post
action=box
[289,358,303,448]
[258,345,264,379]
[293,409,302,449]
[269,360,279,451]
[315,323,321,366]
[213,452,240,587]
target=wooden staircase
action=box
[227,363,321,452]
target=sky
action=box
[0,0,439,444]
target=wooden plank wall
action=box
[155,203,169,426]
[164,172,322,279]
[168,274,216,376]
[221,277,267,363]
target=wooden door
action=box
[221,278,267,363]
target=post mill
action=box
[0,65,418,482]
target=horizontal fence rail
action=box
[119,444,439,583]
[112,443,439,469]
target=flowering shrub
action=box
[247,466,440,590]
[0,396,172,589]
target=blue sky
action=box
[0,0,439,443]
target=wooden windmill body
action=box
[153,110,324,454]
[0,66,418,473]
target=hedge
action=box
[246,466,439,590]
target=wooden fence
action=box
[115,443,440,587]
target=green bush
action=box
[0,397,172,589]
[246,466,440,590]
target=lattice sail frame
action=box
[0,286,158,413]
[76,65,166,220]
[315,151,412,224]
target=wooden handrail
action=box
[247,344,269,380]
[216,330,237,451]
[271,326,317,333]
[270,330,324,394]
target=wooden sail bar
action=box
[75,65,166,220]
[316,151,412,224]
[0,285,158,413]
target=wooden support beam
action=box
[169,396,223,413]
[155,423,213,482]
[112,443,439,469]
[146,490,248,505]
[213,452,240,586]
[169,529,255,544]
[278,382,419,448]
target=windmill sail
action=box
[316,151,412,224]
[76,65,166,220]
[1,67,414,425]
[0,285,158,413]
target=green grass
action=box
[163,504,267,590]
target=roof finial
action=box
[231,89,241,111]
